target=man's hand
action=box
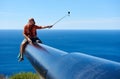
[47,25,53,28]
[41,25,53,29]
[28,38,33,45]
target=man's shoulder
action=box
[24,24,28,27]
[24,24,29,30]
[24,24,29,28]
[34,25,40,28]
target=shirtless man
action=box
[18,18,52,61]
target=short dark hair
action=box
[29,18,34,22]
[28,18,35,24]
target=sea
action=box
[0,30,120,76]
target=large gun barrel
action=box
[25,44,120,79]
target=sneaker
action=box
[18,58,24,62]
[17,53,21,59]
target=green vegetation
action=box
[10,72,40,79]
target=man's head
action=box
[28,18,35,25]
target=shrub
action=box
[10,72,39,79]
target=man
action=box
[18,18,52,61]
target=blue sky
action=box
[0,0,120,30]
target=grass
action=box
[9,72,40,79]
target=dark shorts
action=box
[22,37,42,44]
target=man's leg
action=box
[19,39,28,61]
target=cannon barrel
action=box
[25,44,120,79]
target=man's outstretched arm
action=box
[36,25,53,29]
